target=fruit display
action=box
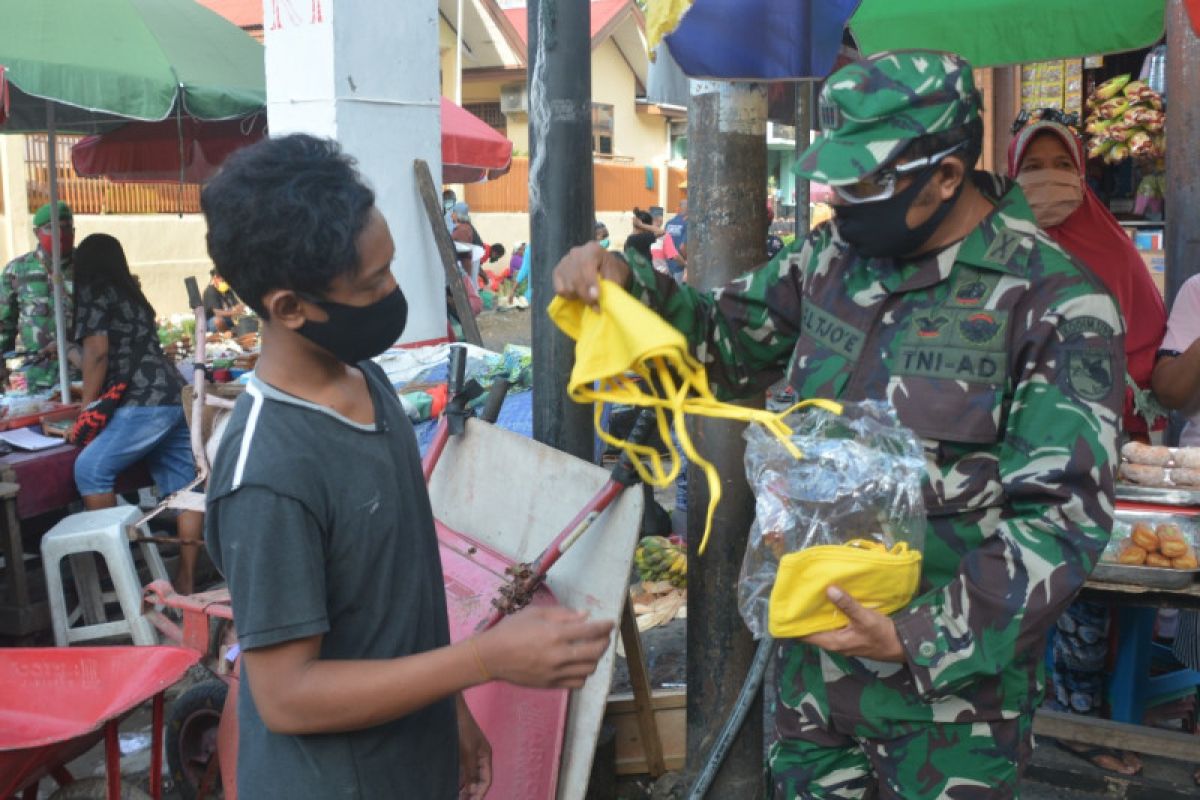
[1114,521,1199,570]
[1084,74,1165,164]
[634,536,687,588]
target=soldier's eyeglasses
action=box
[832,142,967,205]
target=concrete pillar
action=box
[685,79,767,798]
[1165,0,1200,308]
[262,0,446,343]
[527,0,594,459]
[0,134,31,265]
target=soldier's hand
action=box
[552,241,630,309]
[800,586,906,663]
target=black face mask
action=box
[833,165,962,260]
[297,286,408,364]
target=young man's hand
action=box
[552,241,631,309]
[477,605,614,688]
[800,586,905,663]
[456,695,491,800]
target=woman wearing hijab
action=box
[1007,119,1167,777]
[1008,119,1167,440]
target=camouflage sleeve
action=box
[892,283,1124,699]
[0,261,17,353]
[622,234,813,400]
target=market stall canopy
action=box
[651,0,1189,78]
[850,0,1168,68]
[71,98,512,185]
[72,115,266,183]
[0,0,265,133]
[440,97,513,184]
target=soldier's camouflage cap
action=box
[795,51,982,186]
[33,201,72,228]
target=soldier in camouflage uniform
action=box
[553,51,1123,799]
[0,201,76,392]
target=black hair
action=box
[443,189,456,202]
[594,220,608,232]
[200,134,375,318]
[73,234,155,319]
[488,242,506,263]
[632,207,653,225]
[902,116,984,171]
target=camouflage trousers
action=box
[769,652,1035,799]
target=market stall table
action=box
[0,434,151,636]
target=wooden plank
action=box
[606,690,686,776]
[413,158,483,347]
[619,600,667,778]
[1034,708,1200,762]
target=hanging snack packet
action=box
[738,401,927,639]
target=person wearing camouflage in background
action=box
[553,51,1123,799]
[0,201,77,392]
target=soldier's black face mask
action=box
[298,286,408,364]
[833,163,962,259]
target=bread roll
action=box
[1119,463,1168,486]
[1172,554,1199,570]
[1118,544,1148,565]
[1175,448,1200,470]
[1171,467,1200,487]
[1146,553,1173,568]
[1121,441,1175,467]
[1131,522,1160,552]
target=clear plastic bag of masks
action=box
[737,400,927,639]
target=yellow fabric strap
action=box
[548,280,843,554]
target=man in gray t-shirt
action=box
[201,134,614,799]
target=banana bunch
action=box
[1084,75,1165,164]
[635,536,687,588]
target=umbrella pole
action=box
[46,103,71,405]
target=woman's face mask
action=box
[1016,169,1083,228]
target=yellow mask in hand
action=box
[547,279,841,554]
[768,540,922,638]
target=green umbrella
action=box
[0,0,265,400]
[850,0,1167,67]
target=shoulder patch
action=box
[1057,316,1117,403]
[983,228,1027,267]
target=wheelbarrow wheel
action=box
[48,777,152,800]
[166,680,228,800]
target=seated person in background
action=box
[68,234,201,594]
[594,221,610,250]
[766,205,785,260]
[202,269,246,333]
[200,134,612,798]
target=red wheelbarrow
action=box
[0,646,199,800]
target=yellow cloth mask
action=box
[769,540,922,638]
[547,279,842,554]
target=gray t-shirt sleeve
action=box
[210,486,330,651]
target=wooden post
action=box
[414,159,483,347]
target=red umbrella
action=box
[439,97,513,183]
[72,97,513,184]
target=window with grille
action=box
[592,104,614,156]
[464,102,506,133]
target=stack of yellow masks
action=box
[768,540,922,638]
[547,280,841,554]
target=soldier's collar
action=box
[953,173,1034,278]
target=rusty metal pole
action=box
[527,0,594,459]
[794,81,813,236]
[991,67,1018,175]
[1165,0,1200,308]
[686,79,768,797]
